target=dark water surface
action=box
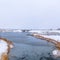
[0,32,60,60]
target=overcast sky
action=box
[0,0,60,29]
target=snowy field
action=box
[29,30,60,35]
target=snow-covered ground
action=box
[30,30,60,42]
[0,40,8,58]
[29,30,60,35]
[40,35,60,42]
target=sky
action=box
[0,0,60,29]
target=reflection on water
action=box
[0,32,60,60]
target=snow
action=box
[40,35,60,42]
[29,30,60,34]
[30,30,60,42]
[52,49,60,57]
[0,40,8,59]
[52,50,58,55]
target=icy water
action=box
[0,32,60,60]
